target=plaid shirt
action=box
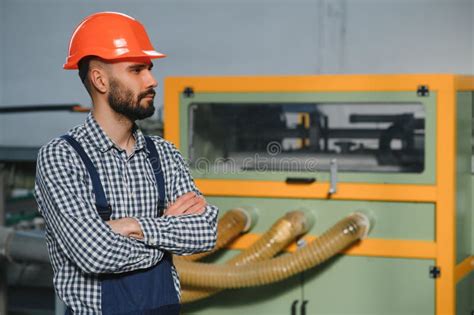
[34,112,218,314]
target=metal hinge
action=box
[429,265,441,278]
[183,87,194,98]
[417,85,429,97]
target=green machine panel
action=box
[182,255,435,315]
[302,256,435,315]
[182,249,302,315]
[456,271,474,314]
[182,198,436,314]
[456,92,473,263]
[208,197,435,241]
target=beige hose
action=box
[181,210,312,303]
[175,212,370,289]
[178,208,249,261]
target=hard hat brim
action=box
[63,50,166,70]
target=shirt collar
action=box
[84,112,148,154]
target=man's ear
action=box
[89,66,108,94]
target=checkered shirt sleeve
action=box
[35,139,163,274]
[137,138,218,255]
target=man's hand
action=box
[106,192,206,238]
[165,192,207,216]
[107,217,144,239]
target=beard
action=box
[108,78,156,121]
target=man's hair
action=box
[77,56,97,96]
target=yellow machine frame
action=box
[165,74,474,314]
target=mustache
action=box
[138,89,156,100]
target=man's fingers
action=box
[165,194,206,216]
[177,195,203,213]
[183,196,206,214]
[169,192,196,209]
[129,232,144,240]
[184,199,207,215]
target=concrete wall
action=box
[345,0,473,74]
[0,0,472,146]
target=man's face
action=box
[106,59,157,121]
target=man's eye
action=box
[131,68,141,74]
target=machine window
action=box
[188,103,425,173]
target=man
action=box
[34,12,218,314]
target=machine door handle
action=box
[291,300,299,315]
[286,177,316,184]
[301,300,308,315]
[290,300,308,315]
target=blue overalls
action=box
[61,135,180,315]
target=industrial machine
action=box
[164,74,474,315]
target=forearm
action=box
[36,172,162,275]
[136,138,219,255]
[137,204,218,255]
[58,216,161,274]
[43,207,162,274]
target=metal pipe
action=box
[0,227,49,264]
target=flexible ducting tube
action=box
[181,210,313,303]
[178,208,251,262]
[175,212,370,289]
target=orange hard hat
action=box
[63,12,165,69]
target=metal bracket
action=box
[417,85,429,97]
[183,87,194,98]
[429,265,441,278]
[328,159,338,195]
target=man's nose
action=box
[145,70,158,88]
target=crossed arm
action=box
[107,191,207,239]
[35,140,217,275]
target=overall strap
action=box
[144,136,166,215]
[60,135,112,221]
